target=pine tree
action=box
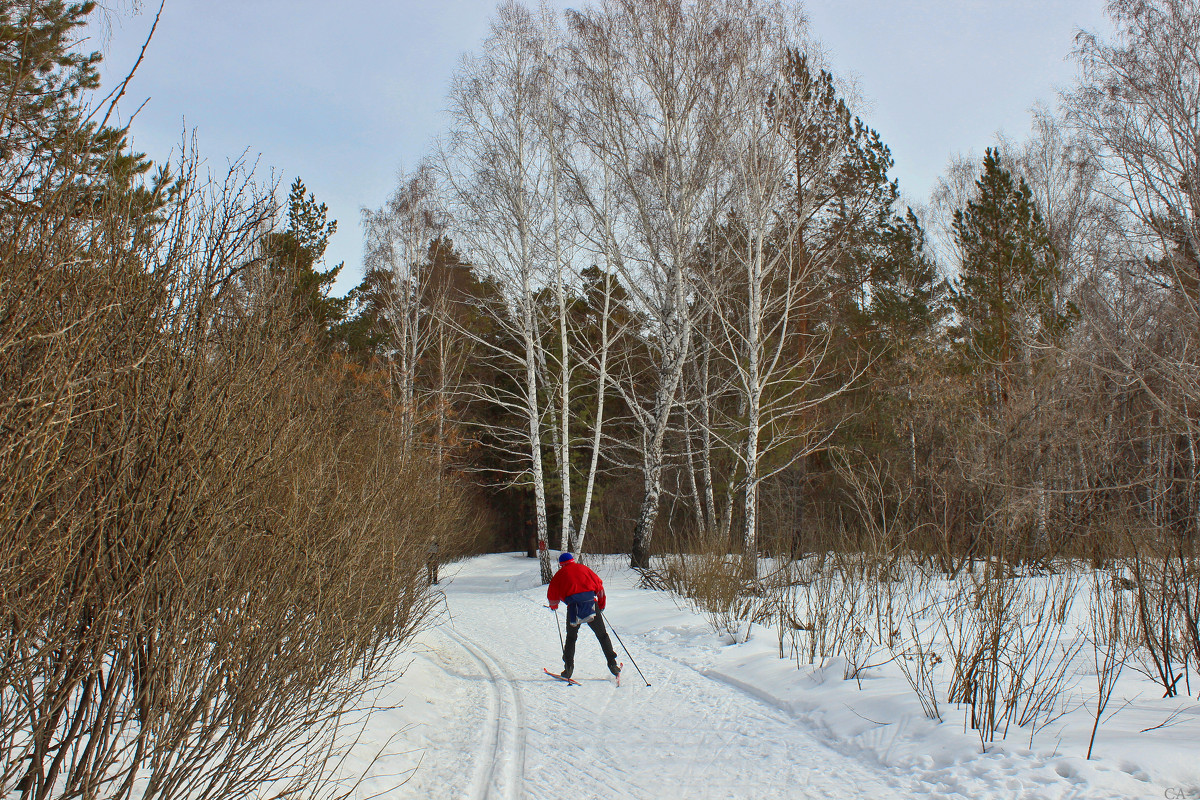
[0,1,101,182]
[870,209,947,345]
[1,2,171,229]
[266,178,348,339]
[950,148,1069,385]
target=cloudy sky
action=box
[95,0,1111,294]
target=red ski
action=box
[544,668,580,685]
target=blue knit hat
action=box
[558,552,575,564]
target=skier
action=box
[547,552,620,680]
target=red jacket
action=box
[547,561,606,611]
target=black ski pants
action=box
[563,609,617,668]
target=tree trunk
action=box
[699,339,718,537]
[523,291,552,585]
[742,248,762,580]
[576,270,612,553]
[630,463,664,569]
[630,299,691,569]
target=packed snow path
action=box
[345,554,1185,800]
[385,555,907,800]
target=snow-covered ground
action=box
[334,553,1200,800]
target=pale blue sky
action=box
[96,0,1110,294]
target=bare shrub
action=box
[890,612,943,720]
[940,568,1081,750]
[752,550,874,676]
[877,559,943,720]
[649,537,760,641]
[1086,569,1132,759]
[0,119,466,800]
[1125,530,1197,698]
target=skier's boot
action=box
[561,663,573,680]
[607,659,621,677]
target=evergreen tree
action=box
[768,49,939,367]
[950,148,1070,381]
[870,209,948,345]
[336,269,389,363]
[763,49,951,552]
[0,1,100,184]
[266,178,348,338]
[1,1,172,234]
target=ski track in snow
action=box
[440,625,528,800]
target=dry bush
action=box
[877,558,948,720]
[1086,569,1132,759]
[832,452,912,576]
[646,536,760,641]
[940,568,1081,749]
[756,552,870,675]
[0,129,466,799]
[1123,527,1200,698]
[888,604,943,720]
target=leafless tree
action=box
[563,0,797,569]
[697,32,869,578]
[533,16,588,554]
[361,163,447,448]
[1069,0,1200,435]
[570,264,625,553]
[441,1,562,581]
[1068,0,1200,619]
[0,141,466,800]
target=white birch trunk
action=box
[552,179,574,552]
[630,275,694,569]
[522,288,553,584]
[699,334,719,537]
[682,405,706,537]
[575,268,613,553]
[742,234,763,580]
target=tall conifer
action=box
[950,148,1068,385]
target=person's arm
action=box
[547,574,561,610]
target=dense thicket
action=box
[0,4,476,798]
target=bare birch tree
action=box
[534,21,585,553]
[563,0,789,569]
[361,163,447,449]
[442,1,560,582]
[571,264,625,552]
[1069,0,1200,430]
[702,33,874,578]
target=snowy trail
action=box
[403,555,909,800]
[439,625,527,800]
[347,554,1189,800]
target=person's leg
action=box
[588,612,620,673]
[562,622,580,677]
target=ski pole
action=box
[548,605,564,650]
[606,616,651,686]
